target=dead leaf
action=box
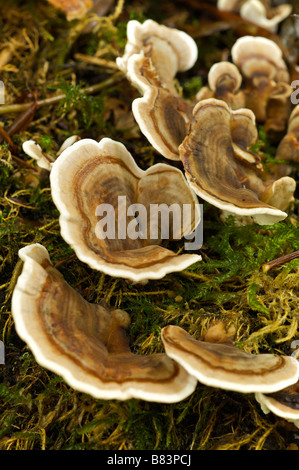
[47,0,93,21]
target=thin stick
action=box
[0,72,123,115]
[0,124,16,149]
[74,53,119,69]
[262,250,299,273]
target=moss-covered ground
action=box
[0,0,299,450]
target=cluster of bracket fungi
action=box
[12,16,299,427]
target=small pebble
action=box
[167,290,176,298]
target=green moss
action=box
[48,78,105,129]
[0,0,298,452]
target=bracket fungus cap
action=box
[196,61,245,110]
[231,36,289,84]
[50,138,201,282]
[255,382,299,428]
[208,61,243,94]
[179,98,290,225]
[231,36,291,125]
[22,140,55,171]
[126,52,193,161]
[161,325,299,393]
[117,20,197,161]
[217,0,292,33]
[239,0,292,33]
[22,136,80,171]
[116,19,198,78]
[11,244,197,402]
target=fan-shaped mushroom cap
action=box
[161,325,299,393]
[11,244,197,402]
[255,382,299,428]
[126,52,193,161]
[50,138,201,282]
[196,61,245,109]
[208,61,242,93]
[117,19,198,83]
[240,0,292,33]
[220,174,296,225]
[179,98,291,225]
[231,36,289,84]
[260,176,296,212]
[231,36,292,123]
[217,0,292,33]
[22,140,55,171]
[117,20,197,161]
[22,136,80,171]
[231,36,291,122]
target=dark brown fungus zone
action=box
[179,98,295,225]
[11,244,197,402]
[256,381,299,427]
[126,52,193,161]
[161,325,299,393]
[276,105,299,166]
[196,61,246,110]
